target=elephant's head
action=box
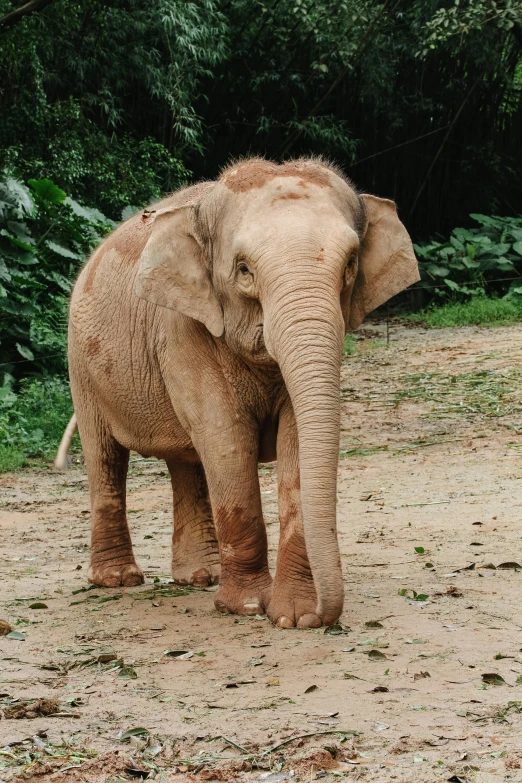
[135,158,419,624]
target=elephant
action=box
[63,157,419,629]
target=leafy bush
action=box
[0,173,113,381]
[415,214,522,301]
[0,376,76,472]
[5,105,190,220]
[71,133,189,220]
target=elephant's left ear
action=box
[135,203,224,338]
[344,195,420,331]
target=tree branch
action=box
[0,0,56,29]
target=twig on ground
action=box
[214,736,250,754]
[259,729,359,757]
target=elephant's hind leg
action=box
[168,461,220,587]
[80,412,144,588]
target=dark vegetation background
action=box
[1,0,522,468]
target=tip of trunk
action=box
[314,566,344,626]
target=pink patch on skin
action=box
[86,336,101,357]
[222,160,331,193]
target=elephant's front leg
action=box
[267,399,321,629]
[197,429,272,616]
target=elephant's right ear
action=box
[346,195,419,330]
[135,205,224,338]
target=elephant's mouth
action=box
[253,323,266,354]
[248,322,275,366]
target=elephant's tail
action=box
[54,413,77,471]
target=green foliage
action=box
[0,172,113,378]
[74,136,188,220]
[0,444,25,472]
[423,295,522,328]
[415,214,522,300]
[8,117,190,220]
[0,0,521,235]
[0,376,76,472]
[343,334,357,356]
[0,0,216,215]
[420,0,522,56]
[191,0,522,237]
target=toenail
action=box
[276,616,295,629]
[192,568,211,586]
[297,613,322,628]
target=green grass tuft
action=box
[343,334,357,356]
[0,444,27,472]
[423,297,522,328]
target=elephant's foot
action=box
[88,560,145,588]
[267,576,321,629]
[172,539,221,587]
[172,558,221,587]
[214,571,272,616]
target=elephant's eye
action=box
[346,252,357,269]
[237,262,252,276]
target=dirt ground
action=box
[2,322,522,783]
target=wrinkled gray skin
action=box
[64,158,419,629]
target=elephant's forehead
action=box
[220,160,332,193]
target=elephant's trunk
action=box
[263,262,345,625]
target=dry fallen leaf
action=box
[164,650,193,660]
[445,679,473,684]
[224,679,255,688]
[367,649,388,661]
[481,673,506,686]
[6,631,25,641]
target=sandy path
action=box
[1,323,522,782]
